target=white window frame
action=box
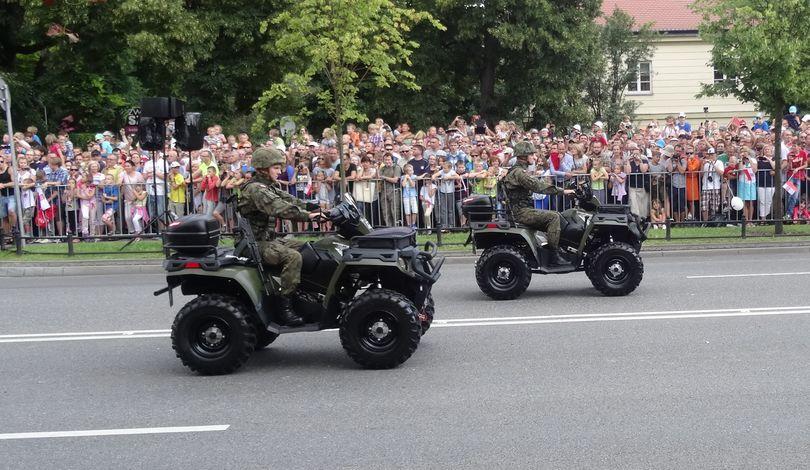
[713,65,737,84]
[627,61,652,95]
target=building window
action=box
[713,66,737,83]
[627,62,651,94]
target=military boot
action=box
[547,247,568,266]
[277,296,305,327]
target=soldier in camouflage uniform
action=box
[238,148,320,326]
[501,141,574,265]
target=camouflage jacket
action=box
[237,175,310,240]
[500,161,559,211]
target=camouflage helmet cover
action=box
[252,147,285,168]
[513,141,536,158]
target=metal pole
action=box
[0,78,26,248]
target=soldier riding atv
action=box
[155,148,443,375]
[462,141,648,300]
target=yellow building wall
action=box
[628,35,757,125]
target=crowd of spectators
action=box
[2,106,810,243]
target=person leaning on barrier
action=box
[500,141,574,266]
[237,147,321,326]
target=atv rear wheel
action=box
[171,294,257,375]
[475,245,532,300]
[586,242,644,296]
[419,293,434,336]
[340,289,421,369]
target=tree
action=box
[256,0,443,191]
[421,0,601,127]
[582,7,657,134]
[693,0,810,233]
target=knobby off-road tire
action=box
[340,289,421,369]
[171,294,257,375]
[420,293,435,336]
[586,242,644,296]
[475,245,532,300]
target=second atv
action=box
[462,180,648,300]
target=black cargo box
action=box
[164,214,221,255]
[597,204,631,215]
[350,227,416,250]
[462,195,495,222]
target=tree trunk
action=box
[479,33,498,121]
[772,107,784,234]
[337,117,346,196]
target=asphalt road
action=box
[2,251,810,469]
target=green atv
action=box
[461,180,648,300]
[155,194,443,375]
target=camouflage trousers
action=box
[514,207,561,249]
[259,238,303,296]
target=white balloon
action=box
[731,196,744,211]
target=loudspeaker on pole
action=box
[175,112,204,151]
[138,117,165,151]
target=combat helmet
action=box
[252,147,285,169]
[513,141,536,158]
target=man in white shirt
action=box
[700,147,724,221]
[142,153,167,226]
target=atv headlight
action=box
[397,257,409,272]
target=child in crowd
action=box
[200,166,221,218]
[63,178,80,236]
[419,177,437,229]
[131,183,149,238]
[609,163,627,204]
[590,158,608,204]
[401,164,418,228]
[101,174,119,234]
[20,176,36,237]
[792,200,810,223]
[650,199,666,229]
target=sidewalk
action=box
[1,241,809,277]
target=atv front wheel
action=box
[475,245,532,300]
[586,242,644,296]
[171,294,257,375]
[340,289,421,369]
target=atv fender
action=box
[471,228,541,266]
[166,266,271,325]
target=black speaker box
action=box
[138,117,165,151]
[141,97,185,119]
[175,112,204,151]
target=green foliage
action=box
[582,8,658,133]
[693,0,810,233]
[255,0,443,136]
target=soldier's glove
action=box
[305,202,320,211]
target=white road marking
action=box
[687,272,810,279]
[1,306,809,344]
[0,425,229,440]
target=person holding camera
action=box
[700,147,724,222]
[737,150,758,225]
[756,145,776,220]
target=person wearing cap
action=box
[700,147,724,221]
[168,161,187,217]
[751,113,770,132]
[676,112,692,134]
[785,105,801,131]
[501,141,575,266]
[237,147,321,326]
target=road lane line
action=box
[687,272,810,279]
[0,425,229,440]
[2,306,809,344]
[0,329,170,339]
[436,305,810,323]
[432,309,810,328]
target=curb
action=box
[1,242,807,277]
